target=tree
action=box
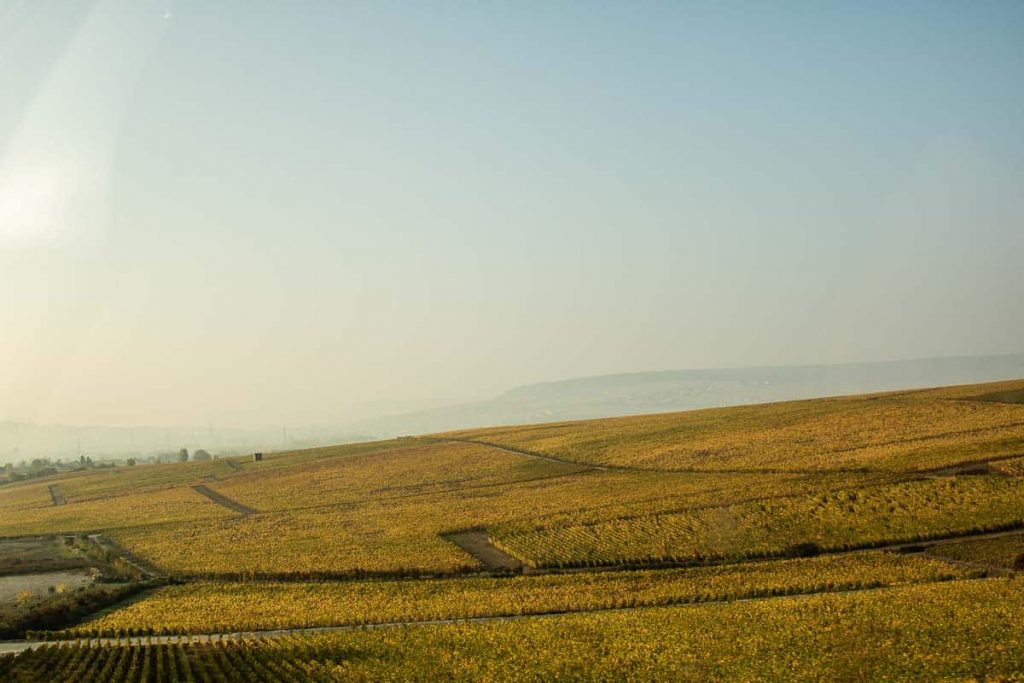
[192,449,212,461]
[126,458,136,467]
[178,448,189,463]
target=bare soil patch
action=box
[444,530,525,573]
[192,485,257,516]
[0,538,90,576]
[0,571,94,606]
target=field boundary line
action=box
[135,525,1024,584]
[231,469,594,521]
[440,438,889,475]
[441,438,619,472]
[490,524,1024,574]
[507,456,1024,535]
[822,422,1024,457]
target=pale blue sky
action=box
[1,1,1022,427]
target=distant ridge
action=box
[349,353,1024,437]
[6,354,1023,461]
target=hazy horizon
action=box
[4,352,1024,465]
[2,1,1023,430]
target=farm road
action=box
[85,534,165,581]
[192,485,257,516]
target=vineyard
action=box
[992,455,1024,477]
[3,578,1024,681]
[491,475,1024,568]
[927,534,1024,570]
[444,379,1024,472]
[1,379,1023,679]
[50,553,969,637]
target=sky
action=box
[0,0,1022,429]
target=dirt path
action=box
[443,438,614,471]
[85,535,165,581]
[47,484,64,506]
[192,485,257,516]
[444,530,526,573]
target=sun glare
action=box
[0,169,60,247]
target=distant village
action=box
[0,448,224,485]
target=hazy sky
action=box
[1,1,1022,428]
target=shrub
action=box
[1013,552,1024,571]
[786,542,823,558]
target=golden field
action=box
[492,475,1024,568]
[445,379,1024,472]
[5,578,1024,682]
[55,552,968,636]
[0,381,1021,576]
[2,379,1024,680]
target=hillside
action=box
[1,378,1024,679]
[349,353,1024,436]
